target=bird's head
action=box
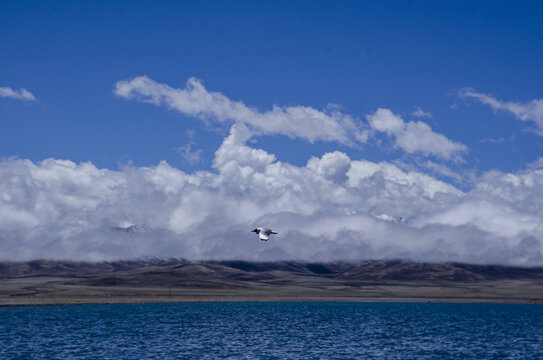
[251,228,259,233]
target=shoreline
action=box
[3,298,542,307]
[2,291,542,307]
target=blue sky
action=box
[1,1,543,263]
[2,0,543,173]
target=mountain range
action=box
[1,259,542,305]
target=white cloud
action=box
[347,159,463,199]
[527,157,543,170]
[412,107,432,118]
[459,88,543,134]
[114,76,471,163]
[419,160,466,183]
[307,151,351,184]
[177,144,202,166]
[0,87,35,101]
[1,124,542,265]
[367,108,467,161]
[114,76,365,145]
[479,137,505,144]
[177,129,203,166]
[415,168,543,259]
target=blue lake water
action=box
[1,302,542,359]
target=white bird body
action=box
[251,227,277,241]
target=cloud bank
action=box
[1,123,541,265]
[0,87,35,101]
[460,88,543,135]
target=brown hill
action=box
[1,259,542,305]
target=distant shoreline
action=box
[2,295,542,307]
[2,286,542,307]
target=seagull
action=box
[251,227,277,241]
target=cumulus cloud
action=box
[459,88,543,134]
[0,87,35,101]
[367,108,467,161]
[1,124,542,265]
[114,76,365,145]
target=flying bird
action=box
[251,227,277,241]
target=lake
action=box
[1,302,542,359]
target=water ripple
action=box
[0,302,542,359]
